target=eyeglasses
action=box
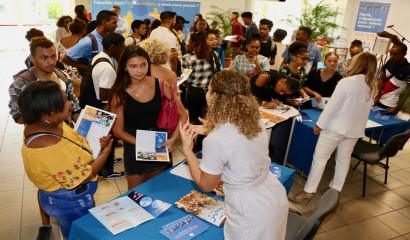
[203,86,209,94]
[296,56,309,61]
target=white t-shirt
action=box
[91,51,115,103]
[200,122,288,240]
[149,26,177,49]
[114,16,128,36]
[125,36,141,46]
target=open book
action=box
[74,105,116,159]
[136,130,170,162]
[89,191,171,235]
[175,190,226,227]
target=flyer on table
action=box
[135,130,170,162]
[74,105,116,159]
[160,214,208,240]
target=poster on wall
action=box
[354,1,390,33]
[91,0,200,37]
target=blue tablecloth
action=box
[69,162,294,240]
[287,109,410,175]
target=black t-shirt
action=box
[304,68,343,97]
[250,70,288,103]
[259,39,277,59]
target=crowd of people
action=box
[7,4,409,240]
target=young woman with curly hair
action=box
[55,15,73,43]
[290,52,378,202]
[179,69,288,240]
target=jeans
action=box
[39,181,98,239]
[186,86,207,125]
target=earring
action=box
[44,119,51,124]
[124,68,128,72]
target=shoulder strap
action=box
[159,79,164,98]
[271,40,276,51]
[25,131,92,155]
[55,69,68,83]
[211,52,221,72]
[87,33,99,57]
[91,57,113,70]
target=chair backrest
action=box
[295,189,340,240]
[379,129,410,159]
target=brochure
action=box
[74,105,116,159]
[259,109,287,124]
[136,130,170,162]
[127,191,172,218]
[295,96,311,104]
[178,69,193,86]
[375,113,391,121]
[366,119,382,129]
[160,215,208,240]
[174,190,226,227]
[311,97,330,110]
[223,35,240,42]
[89,192,171,235]
[394,112,410,122]
[371,106,389,113]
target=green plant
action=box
[206,6,232,56]
[47,0,63,20]
[283,0,343,43]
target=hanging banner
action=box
[91,0,200,37]
[354,2,390,33]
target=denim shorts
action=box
[39,181,98,239]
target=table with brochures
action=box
[286,109,410,175]
[69,161,295,240]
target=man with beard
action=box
[149,11,178,74]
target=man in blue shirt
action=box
[281,26,322,73]
[62,10,118,74]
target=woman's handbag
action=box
[157,79,178,135]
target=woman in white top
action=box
[180,69,288,240]
[55,16,72,44]
[290,52,378,202]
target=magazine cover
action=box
[160,214,208,240]
[74,105,116,159]
[174,190,226,227]
[135,130,170,162]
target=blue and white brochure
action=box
[136,130,169,162]
[160,214,208,240]
[128,191,171,218]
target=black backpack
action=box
[79,57,112,109]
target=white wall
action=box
[341,0,410,49]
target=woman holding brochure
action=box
[109,45,187,190]
[290,52,378,202]
[303,52,342,108]
[179,69,288,240]
[18,81,113,239]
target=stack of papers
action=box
[259,105,299,128]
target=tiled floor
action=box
[1,50,410,239]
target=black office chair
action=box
[351,129,410,196]
[285,189,340,240]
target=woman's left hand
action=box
[179,121,198,153]
[159,138,175,152]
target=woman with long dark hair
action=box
[74,5,89,25]
[182,31,221,125]
[108,45,187,190]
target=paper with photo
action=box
[178,69,193,86]
[136,130,170,162]
[74,105,116,159]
